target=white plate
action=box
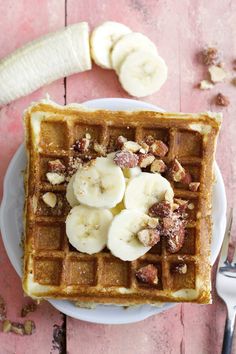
[0,98,227,324]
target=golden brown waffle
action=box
[23,100,221,305]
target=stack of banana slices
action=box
[65,154,174,261]
[90,21,168,97]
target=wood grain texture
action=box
[0,1,65,353]
[1,0,236,353]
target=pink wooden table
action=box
[0,1,236,353]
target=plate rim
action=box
[0,97,227,324]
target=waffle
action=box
[22,99,221,305]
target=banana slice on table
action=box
[119,50,168,97]
[90,21,131,69]
[107,209,153,261]
[111,32,158,73]
[66,175,79,207]
[66,205,113,254]
[124,172,173,212]
[73,156,126,209]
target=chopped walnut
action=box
[93,142,107,156]
[174,198,188,214]
[46,172,65,185]
[116,135,127,149]
[48,159,66,173]
[216,93,230,107]
[209,65,227,83]
[169,159,185,182]
[138,153,155,168]
[150,159,167,173]
[2,320,11,333]
[144,135,155,146]
[114,150,139,168]
[171,262,187,274]
[199,80,214,90]
[189,182,200,192]
[11,322,25,335]
[21,302,37,318]
[148,201,172,218]
[123,141,141,153]
[150,140,168,157]
[166,222,185,253]
[42,192,57,208]
[137,228,160,247]
[202,47,220,66]
[139,142,149,154]
[136,264,158,285]
[24,320,36,335]
[0,295,6,321]
[73,137,90,152]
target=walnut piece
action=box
[166,222,185,253]
[150,140,168,157]
[216,93,230,107]
[139,142,149,154]
[11,322,25,335]
[171,262,188,274]
[169,159,185,182]
[136,264,158,285]
[150,159,167,173]
[189,182,200,192]
[21,302,37,318]
[116,135,127,149]
[209,65,227,83]
[42,192,57,208]
[24,320,36,335]
[73,137,90,152]
[202,47,220,66]
[46,172,65,185]
[48,159,66,173]
[123,141,141,153]
[144,135,155,146]
[148,201,172,218]
[114,150,139,168]
[199,80,214,90]
[138,153,155,168]
[137,228,160,247]
[2,320,11,333]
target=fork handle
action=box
[222,308,236,354]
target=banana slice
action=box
[73,156,126,209]
[119,50,168,97]
[124,172,173,212]
[66,175,79,207]
[122,166,141,178]
[66,205,113,254]
[111,32,158,73]
[90,21,131,69]
[107,209,152,261]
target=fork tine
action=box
[219,208,234,265]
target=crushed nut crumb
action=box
[21,302,37,318]
[215,93,230,106]
[209,65,227,83]
[189,182,200,192]
[137,228,160,247]
[171,262,188,274]
[202,47,221,66]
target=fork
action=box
[216,208,236,354]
